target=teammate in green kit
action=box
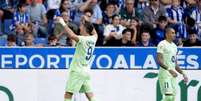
[57,16,98,101]
[157,28,188,101]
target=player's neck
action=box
[81,31,89,36]
[165,39,173,43]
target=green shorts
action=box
[65,71,92,93]
[159,77,176,95]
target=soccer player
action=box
[157,28,188,101]
[57,16,98,101]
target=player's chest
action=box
[163,45,177,55]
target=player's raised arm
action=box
[57,17,79,42]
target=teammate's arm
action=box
[57,17,79,42]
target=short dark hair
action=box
[122,28,134,38]
[186,16,195,27]
[17,3,27,8]
[84,8,94,15]
[48,34,57,41]
[83,21,94,34]
[188,29,197,35]
[158,16,167,22]
[112,14,120,20]
[7,34,16,42]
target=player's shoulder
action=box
[172,42,177,49]
[157,40,166,47]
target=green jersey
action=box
[157,40,177,78]
[69,35,97,73]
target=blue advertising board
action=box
[0,47,200,69]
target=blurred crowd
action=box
[0,0,201,47]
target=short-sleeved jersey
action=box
[69,35,97,73]
[157,40,177,78]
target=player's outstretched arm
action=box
[57,17,79,42]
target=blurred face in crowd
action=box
[123,31,132,41]
[19,6,27,13]
[24,34,34,46]
[112,16,120,26]
[130,19,138,27]
[62,0,70,10]
[106,4,115,14]
[31,0,37,6]
[126,0,134,13]
[166,28,176,41]
[49,38,58,46]
[159,20,168,30]
[141,32,150,43]
[62,12,70,22]
[172,0,180,8]
[8,41,16,47]
[189,34,197,43]
[150,0,159,7]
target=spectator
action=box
[142,0,166,28]
[99,0,124,11]
[59,0,71,17]
[137,30,155,47]
[128,17,140,45]
[116,28,133,46]
[47,0,61,10]
[0,0,19,34]
[14,3,30,34]
[48,34,60,46]
[75,0,103,25]
[102,2,118,25]
[22,33,35,46]
[46,0,61,20]
[54,11,78,46]
[166,0,184,25]
[135,0,149,20]
[119,0,141,26]
[27,0,48,37]
[183,29,201,46]
[103,14,125,46]
[6,34,17,47]
[178,16,198,40]
[183,0,199,24]
[152,16,168,45]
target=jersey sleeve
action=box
[157,42,164,54]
